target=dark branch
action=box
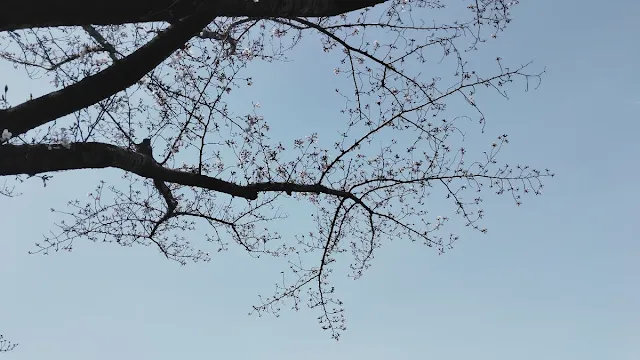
[0,142,383,203]
[0,12,215,138]
[0,142,257,199]
[0,0,386,32]
[82,25,121,62]
[0,141,402,209]
[0,335,17,353]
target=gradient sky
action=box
[1,0,639,359]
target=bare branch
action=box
[0,12,216,137]
[1,0,386,31]
[0,142,257,199]
[0,335,17,353]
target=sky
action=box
[1,0,639,359]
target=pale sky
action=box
[1,0,639,359]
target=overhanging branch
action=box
[0,142,258,199]
[0,0,386,31]
[0,12,215,138]
[0,142,373,205]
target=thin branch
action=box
[82,25,121,62]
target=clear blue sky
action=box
[1,0,638,359]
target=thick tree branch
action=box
[0,12,215,137]
[0,142,377,205]
[0,0,386,32]
[0,142,258,199]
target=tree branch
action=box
[0,142,258,199]
[0,12,215,138]
[0,142,378,206]
[0,335,17,353]
[82,25,121,62]
[0,0,386,31]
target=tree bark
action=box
[0,0,386,32]
[0,142,258,199]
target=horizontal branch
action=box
[0,142,371,204]
[0,142,257,199]
[247,182,364,206]
[0,0,386,32]
[0,13,215,138]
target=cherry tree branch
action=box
[82,25,121,62]
[0,12,216,138]
[0,0,386,31]
[0,142,379,204]
[0,142,256,199]
[0,335,17,353]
